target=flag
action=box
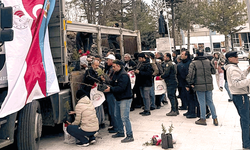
[0,0,59,118]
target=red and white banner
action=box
[0,0,59,118]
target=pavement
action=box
[39,61,250,150]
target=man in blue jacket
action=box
[104,60,134,143]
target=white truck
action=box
[0,0,141,149]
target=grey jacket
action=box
[225,64,250,95]
[186,56,216,91]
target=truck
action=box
[0,0,141,149]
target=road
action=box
[3,60,249,150]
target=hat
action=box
[105,54,116,60]
[225,51,237,59]
[80,56,88,65]
[137,53,146,58]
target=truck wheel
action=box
[17,101,42,150]
[244,57,248,61]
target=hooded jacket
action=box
[225,63,250,95]
[72,96,99,132]
[186,56,215,91]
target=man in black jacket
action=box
[160,53,178,116]
[104,60,134,143]
[135,53,154,116]
[124,53,136,72]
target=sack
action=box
[90,84,106,107]
[63,123,77,144]
[97,83,109,92]
[155,78,167,95]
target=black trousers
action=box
[108,39,120,50]
[67,125,96,144]
[167,85,178,112]
[131,83,143,108]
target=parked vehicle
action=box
[237,50,249,61]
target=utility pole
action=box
[121,0,124,28]
[171,0,176,51]
[246,0,250,29]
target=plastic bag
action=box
[63,123,77,144]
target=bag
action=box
[97,83,109,92]
[63,123,77,144]
[128,71,136,89]
[90,84,106,107]
[155,77,167,95]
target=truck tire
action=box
[16,100,42,150]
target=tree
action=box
[197,0,247,51]
[175,0,198,51]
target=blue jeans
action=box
[150,85,156,108]
[114,99,133,137]
[196,91,217,119]
[105,93,117,130]
[224,81,232,100]
[139,86,151,111]
[232,94,250,148]
[67,125,96,144]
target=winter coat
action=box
[177,58,191,87]
[225,64,250,95]
[124,59,136,71]
[136,61,154,87]
[82,67,101,97]
[110,67,133,101]
[211,56,225,74]
[186,56,216,91]
[158,14,165,34]
[72,96,99,132]
[161,60,178,86]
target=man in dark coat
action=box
[186,50,218,126]
[104,60,134,143]
[124,53,136,72]
[160,53,178,116]
[158,11,167,37]
[108,23,120,51]
[76,32,93,53]
[134,53,154,116]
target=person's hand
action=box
[134,70,139,74]
[191,85,194,88]
[66,121,72,125]
[186,87,189,91]
[101,76,105,81]
[68,111,75,115]
[103,86,110,92]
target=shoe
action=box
[77,142,89,147]
[219,87,223,91]
[228,99,233,102]
[186,114,197,118]
[89,140,96,145]
[112,133,125,138]
[141,111,151,116]
[121,136,134,143]
[178,106,187,110]
[213,118,218,126]
[166,111,178,116]
[162,100,168,105]
[156,106,161,109]
[195,118,207,125]
[150,107,155,110]
[183,112,189,116]
[206,113,211,119]
[130,107,135,111]
[109,129,117,133]
[176,110,179,115]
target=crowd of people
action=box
[65,49,250,149]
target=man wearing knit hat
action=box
[225,51,250,149]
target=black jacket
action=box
[82,68,101,97]
[177,58,191,87]
[136,61,154,87]
[110,68,133,101]
[161,60,178,86]
[124,59,136,71]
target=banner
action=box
[0,0,59,118]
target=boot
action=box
[166,111,178,116]
[195,118,207,125]
[213,118,218,126]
